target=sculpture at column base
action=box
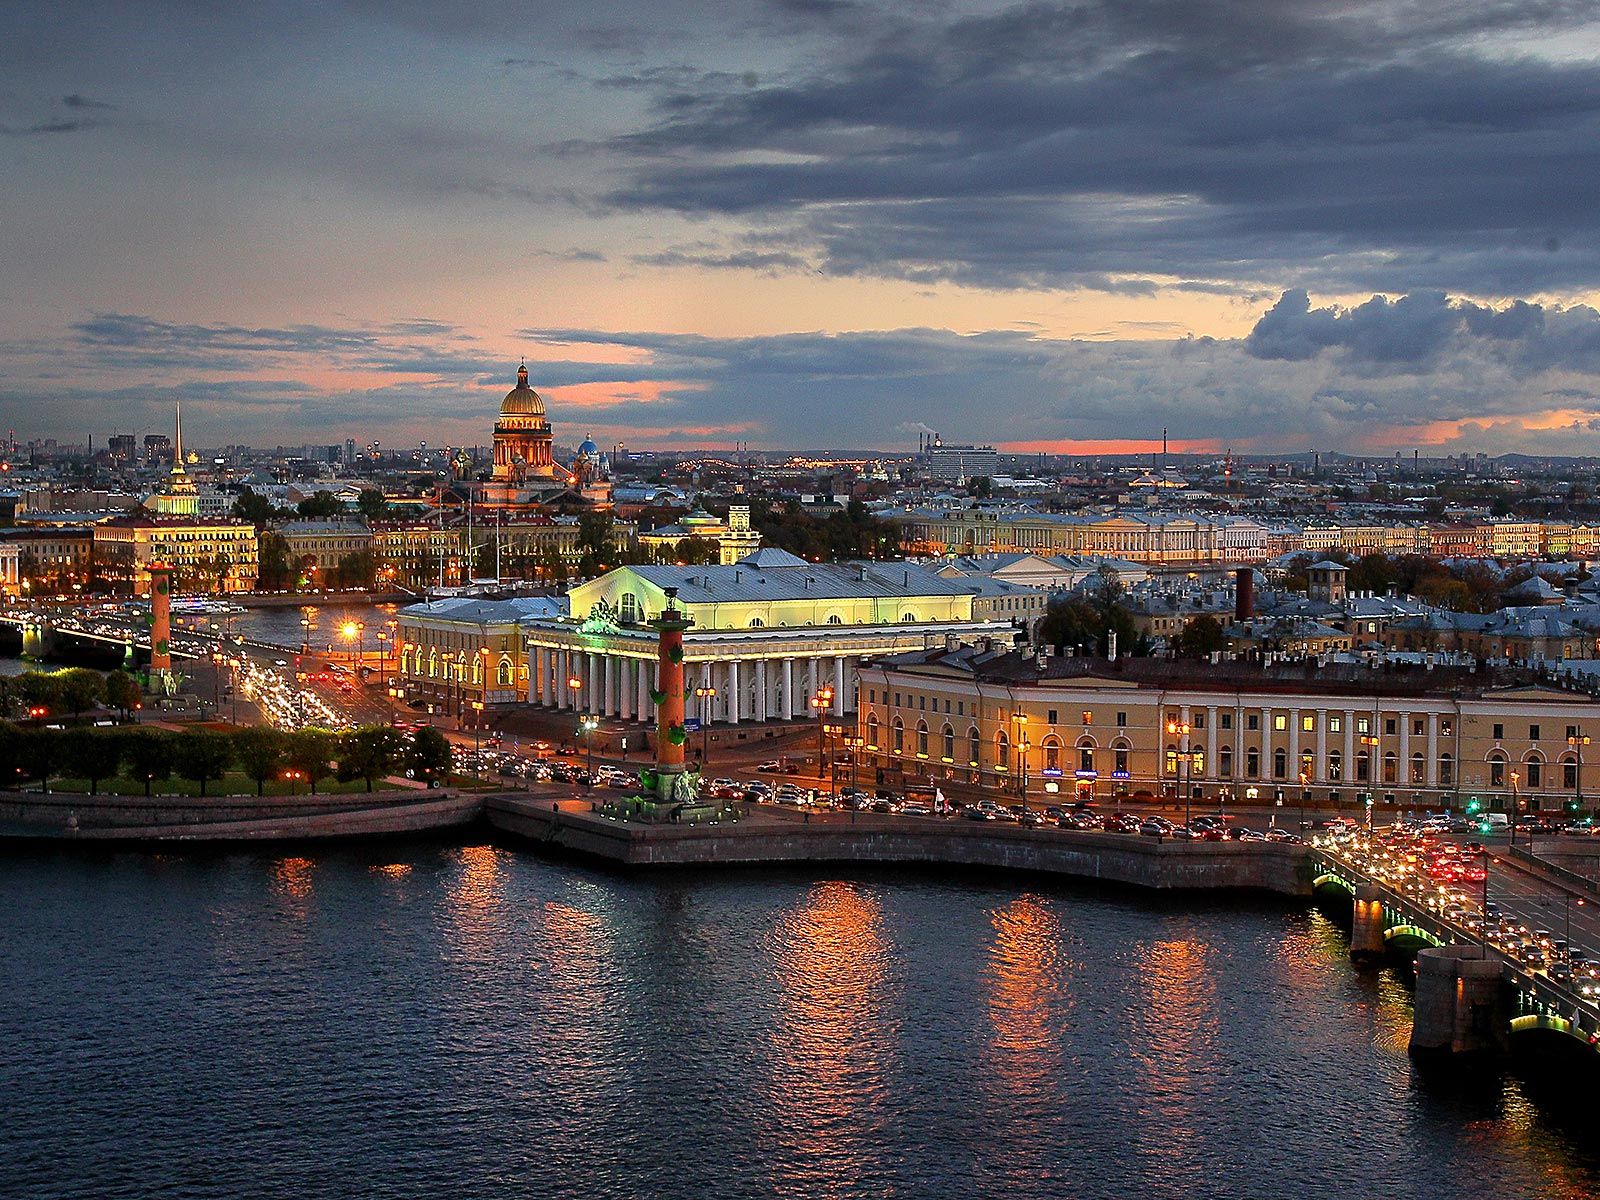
[631,586,720,823]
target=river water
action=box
[2,847,1598,1200]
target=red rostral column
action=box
[148,561,174,689]
[650,585,694,806]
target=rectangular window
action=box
[1192,712,1205,729]
[868,690,875,704]
[1221,712,1232,730]
[894,693,901,707]
[1273,715,1287,731]
[1493,723,1504,740]
[1356,717,1370,735]
[1413,719,1425,736]
[1569,725,1580,741]
[1384,718,1396,736]
[958,702,964,716]
[918,696,925,710]
[1441,719,1453,736]
[1530,724,1541,741]
[1116,711,1127,727]
[1302,715,1315,732]
[1247,714,1259,731]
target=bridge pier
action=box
[21,620,54,659]
[1410,945,1508,1061]
[1350,883,1387,963]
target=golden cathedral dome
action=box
[500,362,546,417]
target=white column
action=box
[1343,712,1355,784]
[637,657,652,722]
[782,658,795,720]
[727,659,741,724]
[756,660,769,723]
[833,657,846,715]
[1315,709,1328,783]
[1288,708,1300,782]
[556,650,569,708]
[619,659,633,721]
[588,651,600,714]
[1400,714,1412,792]
[1426,713,1439,788]
[604,654,618,717]
[1206,706,1218,778]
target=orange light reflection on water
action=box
[985,895,1070,1101]
[1130,935,1216,1163]
[762,881,894,1199]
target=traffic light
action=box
[1465,796,1483,815]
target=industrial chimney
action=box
[1235,567,1254,621]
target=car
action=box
[1264,827,1304,844]
[901,802,932,817]
[963,805,996,821]
[755,760,783,772]
[1018,809,1047,827]
[1139,817,1174,837]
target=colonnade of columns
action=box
[526,644,852,723]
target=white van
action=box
[1480,812,1510,832]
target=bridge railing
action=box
[1507,843,1600,901]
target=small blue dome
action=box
[578,437,599,457]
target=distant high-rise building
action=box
[344,438,357,466]
[143,434,172,464]
[925,442,999,481]
[108,434,136,461]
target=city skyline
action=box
[6,2,1600,455]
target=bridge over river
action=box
[1312,831,1600,1062]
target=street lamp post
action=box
[1570,731,1589,816]
[810,685,834,798]
[472,699,485,763]
[579,713,598,791]
[1360,734,1380,829]
[1167,718,1191,831]
[695,685,717,763]
[1510,769,1521,847]
[1298,769,1310,833]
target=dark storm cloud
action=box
[601,0,1600,294]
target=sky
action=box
[6,0,1600,456]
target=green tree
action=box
[406,726,453,787]
[105,670,142,719]
[17,728,62,792]
[257,531,293,590]
[16,671,63,717]
[60,728,122,794]
[231,487,279,530]
[171,730,235,797]
[970,476,994,499]
[0,721,21,787]
[54,667,106,718]
[336,726,406,792]
[120,730,173,796]
[285,728,335,794]
[334,548,379,590]
[675,535,720,566]
[355,489,390,521]
[232,726,286,796]
[1172,614,1227,660]
[297,490,344,519]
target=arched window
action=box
[996,731,1011,771]
[1564,753,1579,791]
[1219,745,1233,778]
[916,720,929,756]
[1382,751,1397,784]
[892,717,904,754]
[1355,750,1371,782]
[1328,749,1342,781]
[471,655,483,685]
[1489,752,1506,788]
[902,612,916,622]
[400,647,411,674]
[866,712,880,750]
[1191,749,1206,776]
[827,614,843,625]
[748,617,765,628]
[1041,736,1063,773]
[497,658,513,687]
[969,726,981,766]
[1273,748,1287,779]
[619,592,641,624]
[1525,753,1543,789]
[1410,753,1425,785]
[1439,753,1454,787]
[427,648,437,678]
[1246,747,1260,778]
[942,724,955,761]
[1114,739,1130,775]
